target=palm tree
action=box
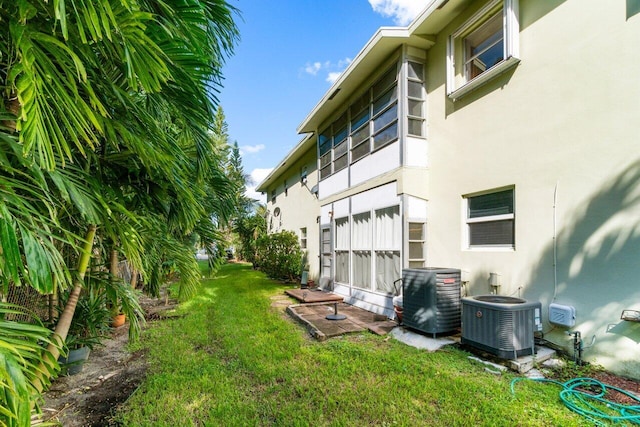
[1,0,240,420]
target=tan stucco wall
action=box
[425,0,640,376]
[265,147,321,281]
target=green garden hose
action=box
[511,377,640,426]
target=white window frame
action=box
[334,217,350,284]
[320,226,332,278]
[373,205,401,294]
[407,221,426,268]
[463,188,515,250]
[351,211,372,289]
[406,61,425,138]
[318,62,399,181]
[300,227,307,249]
[446,0,520,100]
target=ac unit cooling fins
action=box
[461,295,542,360]
[402,268,461,337]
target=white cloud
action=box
[304,61,322,76]
[368,0,425,25]
[303,57,352,84]
[326,72,343,84]
[244,168,273,202]
[239,144,265,155]
[250,168,273,184]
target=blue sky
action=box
[218,0,426,201]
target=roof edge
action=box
[296,0,449,134]
[255,133,315,192]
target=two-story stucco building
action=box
[257,0,640,378]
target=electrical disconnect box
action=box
[549,303,576,327]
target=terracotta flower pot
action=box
[112,313,126,328]
[394,306,404,324]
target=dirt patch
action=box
[38,294,179,426]
[575,370,640,406]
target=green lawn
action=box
[119,263,584,426]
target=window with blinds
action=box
[466,188,514,248]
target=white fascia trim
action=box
[255,133,314,192]
[407,0,454,33]
[297,27,409,134]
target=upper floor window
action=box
[333,113,349,173]
[371,67,398,152]
[406,61,425,137]
[319,129,332,179]
[318,64,399,180]
[465,188,514,248]
[350,92,371,163]
[270,189,276,204]
[447,0,519,100]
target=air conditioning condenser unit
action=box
[402,268,461,337]
[461,295,542,359]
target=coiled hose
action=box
[511,377,640,426]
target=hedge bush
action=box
[255,231,302,281]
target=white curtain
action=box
[353,251,371,288]
[375,206,400,250]
[335,251,349,284]
[375,251,400,293]
[334,217,350,249]
[352,212,372,289]
[352,212,371,249]
[374,206,401,293]
[334,217,350,284]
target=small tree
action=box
[255,231,302,282]
[233,206,267,264]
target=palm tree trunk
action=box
[130,268,138,288]
[110,249,119,278]
[33,224,97,393]
[1,96,20,132]
[109,248,122,316]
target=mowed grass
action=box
[119,263,583,426]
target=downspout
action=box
[552,181,559,301]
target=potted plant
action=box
[58,287,111,375]
[104,271,145,337]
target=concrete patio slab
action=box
[389,327,459,352]
[285,288,344,303]
[286,302,397,341]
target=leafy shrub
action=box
[255,231,302,281]
[233,210,267,264]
